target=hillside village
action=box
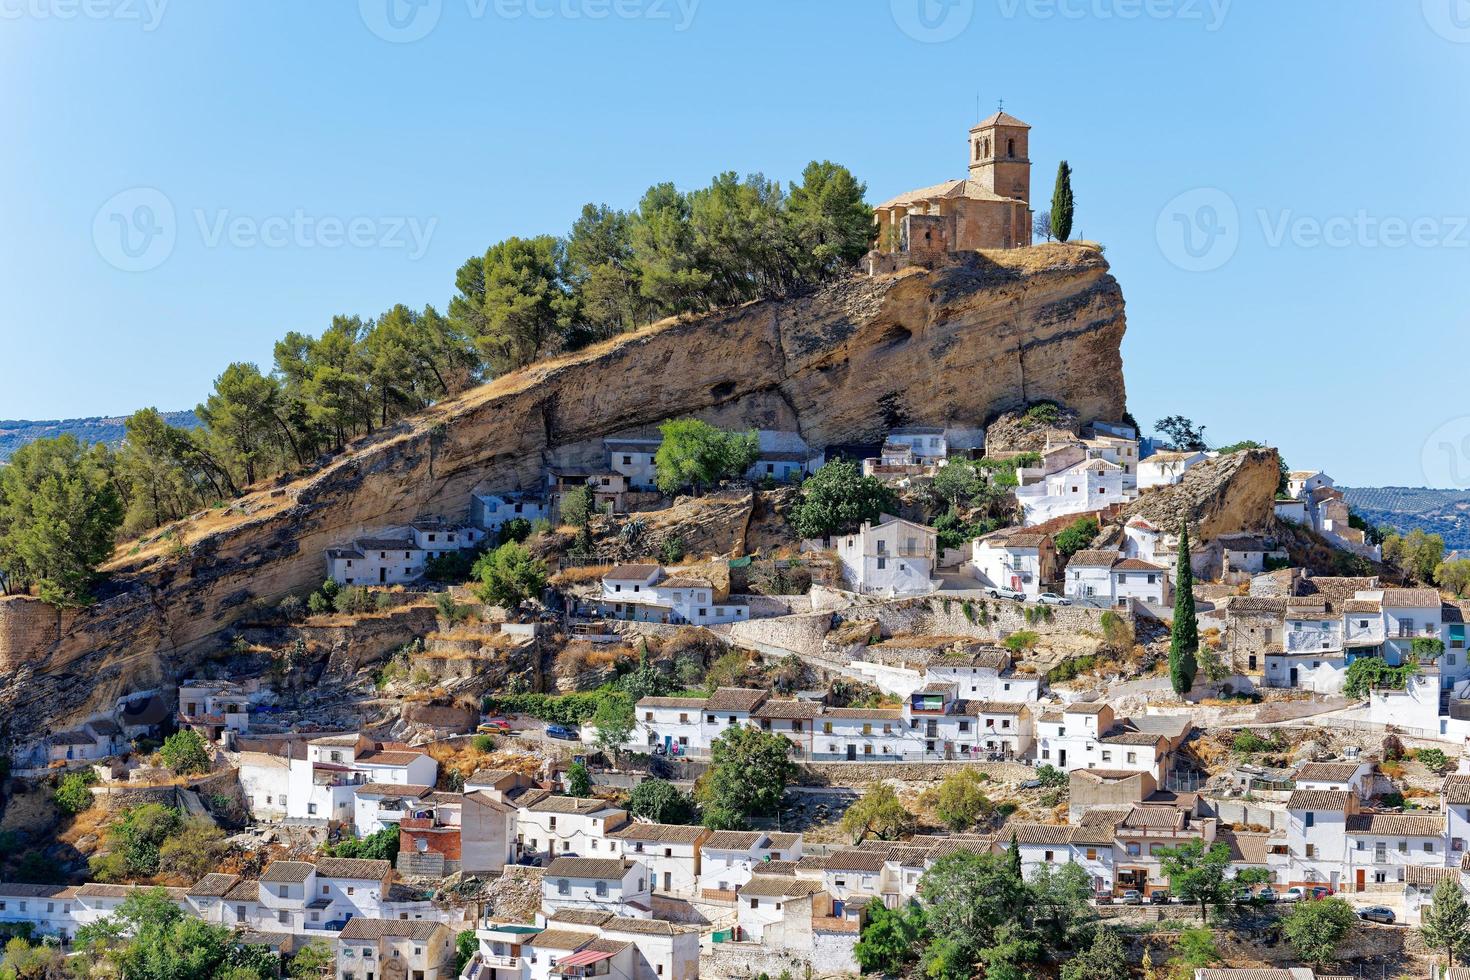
[3,114,1469,980]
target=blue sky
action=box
[2,0,1467,487]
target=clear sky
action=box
[2,0,1466,487]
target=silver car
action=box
[1037,592,1072,606]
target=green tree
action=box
[1153,416,1208,452]
[0,435,124,605]
[1050,160,1075,242]
[54,770,96,814]
[196,361,295,488]
[1384,528,1446,583]
[854,900,926,974]
[699,724,796,828]
[627,779,697,824]
[1006,832,1023,881]
[324,825,401,864]
[840,782,910,843]
[454,929,480,975]
[1054,517,1100,562]
[565,203,643,344]
[789,459,898,539]
[159,728,212,775]
[591,694,635,758]
[566,761,593,797]
[1436,559,1470,597]
[449,236,576,375]
[473,541,548,609]
[930,459,986,511]
[1155,839,1242,924]
[918,851,1030,980]
[1059,927,1127,980]
[1418,747,1451,773]
[785,160,873,277]
[1421,875,1470,966]
[1025,861,1095,950]
[653,419,759,494]
[1282,896,1357,969]
[931,770,992,832]
[286,941,334,979]
[1169,523,1199,696]
[1169,926,1219,971]
[629,182,712,315]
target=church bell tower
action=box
[969,109,1032,205]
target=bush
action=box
[277,595,305,622]
[1036,764,1067,788]
[54,771,97,814]
[1003,630,1039,653]
[471,733,496,753]
[324,825,399,864]
[659,536,686,564]
[483,691,625,727]
[1232,730,1273,755]
[159,729,211,775]
[473,542,548,609]
[1417,747,1450,772]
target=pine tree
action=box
[1050,161,1074,242]
[1421,876,1470,966]
[1170,523,1199,696]
[1006,832,1022,881]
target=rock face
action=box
[1120,448,1282,539]
[0,243,1127,736]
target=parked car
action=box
[1093,892,1114,906]
[1310,886,1334,900]
[1357,905,1395,924]
[1257,887,1278,903]
[1233,887,1254,904]
[985,586,1025,602]
[477,718,512,733]
[1120,889,1143,905]
[1037,593,1072,606]
[1149,890,1171,905]
[1280,887,1306,903]
[545,724,579,740]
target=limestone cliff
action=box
[1120,448,1283,539]
[0,243,1127,735]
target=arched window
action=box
[974,140,981,161]
[1007,138,1016,158]
[983,137,991,156]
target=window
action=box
[1126,752,1137,764]
[595,881,608,897]
[1304,812,1314,828]
[1425,842,1436,853]
[558,879,570,895]
[1086,848,1097,860]
[876,557,887,570]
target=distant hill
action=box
[1342,486,1470,551]
[0,411,199,461]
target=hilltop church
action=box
[866,110,1034,271]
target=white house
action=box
[1064,551,1169,606]
[593,564,750,626]
[836,516,938,596]
[541,857,652,918]
[605,435,663,491]
[336,918,456,980]
[968,530,1056,599]
[326,534,423,587]
[1137,450,1207,490]
[517,795,630,862]
[1034,703,1177,781]
[1285,790,1352,891]
[1016,458,1131,526]
[886,426,948,462]
[607,823,709,897]
[746,430,823,483]
[353,783,435,836]
[241,735,436,826]
[698,831,802,896]
[472,492,551,533]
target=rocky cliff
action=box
[0,243,1127,735]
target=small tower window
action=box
[983,137,991,156]
[1007,138,1016,158]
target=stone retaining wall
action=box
[701,933,859,980]
[797,759,1034,786]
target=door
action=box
[1059,749,1067,767]
[379,567,387,584]
[846,744,857,761]
[1355,869,1365,891]
[664,872,672,891]
[1289,667,1299,686]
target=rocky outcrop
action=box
[1120,448,1282,539]
[0,243,1127,736]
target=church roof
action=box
[875,178,1023,211]
[973,110,1030,129]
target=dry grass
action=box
[549,565,612,587]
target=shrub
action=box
[159,729,211,775]
[324,825,399,863]
[472,734,496,753]
[1036,764,1067,788]
[1232,730,1272,755]
[54,771,97,814]
[277,595,305,622]
[1003,630,1039,653]
[1416,747,1450,772]
[659,536,686,564]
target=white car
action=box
[1279,887,1306,903]
[985,586,1026,601]
[1037,593,1072,606]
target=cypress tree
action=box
[1007,831,1023,881]
[1169,522,1199,696]
[1050,161,1075,242]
